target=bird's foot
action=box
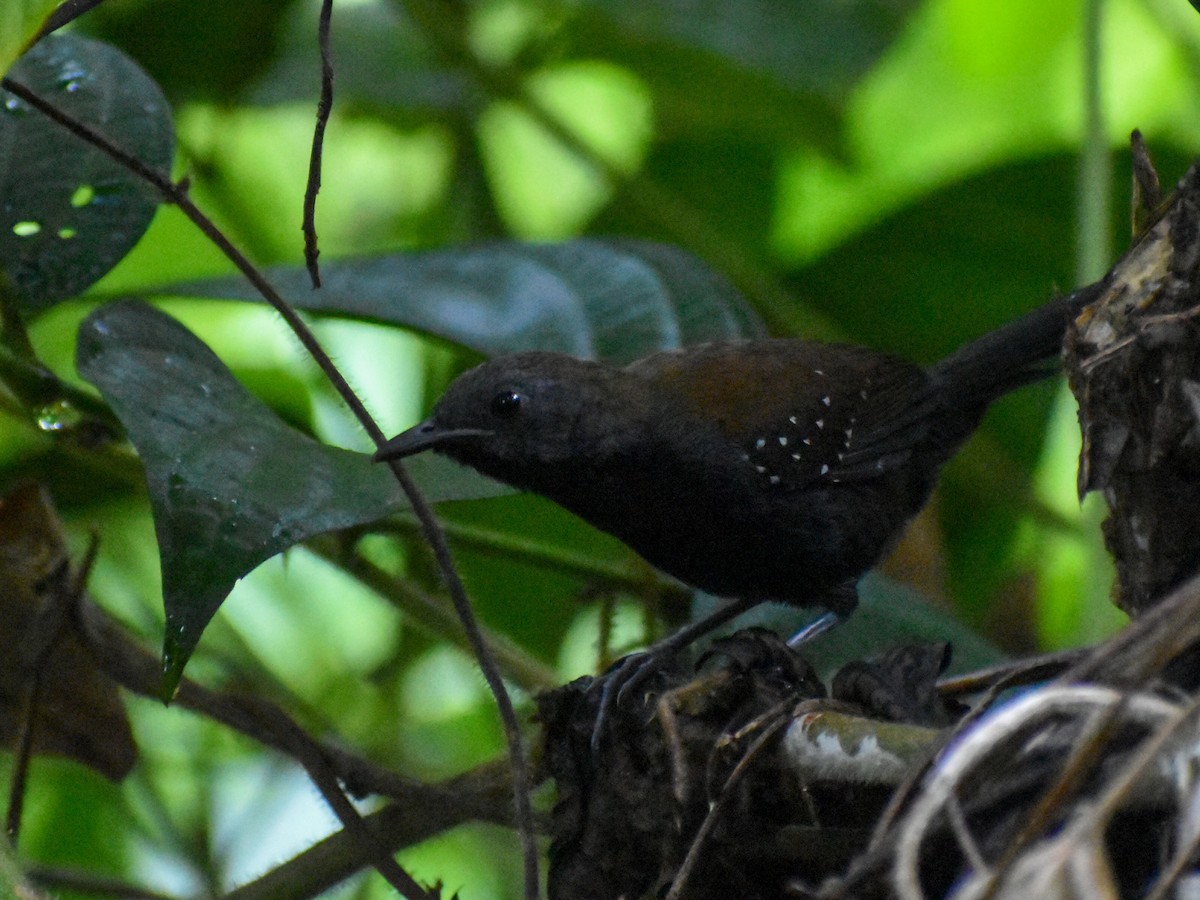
[587,650,663,753]
[588,597,758,751]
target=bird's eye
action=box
[490,390,524,419]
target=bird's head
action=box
[374,351,646,480]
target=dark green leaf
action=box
[75,300,503,694]
[0,34,174,310]
[808,573,1005,676]
[726,572,1004,677]
[579,0,920,103]
[791,158,1088,361]
[567,14,842,151]
[164,238,766,363]
[600,138,780,256]
[248,2,464,116]
[79,0,299,103]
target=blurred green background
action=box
[4,0,1200,896]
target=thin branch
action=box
[76,600,491,898]
[303,0,335,288]
[250,699,434,898]
[373,515,685,601]
[1075,0,1111,285]
[307,534,558,691]
[855,653,1067,871]
[5,669,41,844]
[0,278,38,362]
[665,702,792,900]
[0,76,372,436]
[224,762,527,900]
[5,535,96,843]
[1093,692,1200,900]
[34,0,114,41]
[0,74,538,895]
[889,686,1177,900]
[385,458,542,896]
[26,865,180,900]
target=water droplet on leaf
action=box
[36,400,83,433]
[56,63,88,93]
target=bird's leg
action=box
[590,596,757,750]
[786,611,842,647]
[786,580,857,647]
[590,581,858,749]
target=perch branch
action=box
[75,597,528,895]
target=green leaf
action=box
[0,0,57,75]
[248,1,458,117]
[0,34,174,311]
[567,15,842,151]
[75,300,503,695]
[164,238,766,363]
[579,0,921,103]
[80,0,296,103]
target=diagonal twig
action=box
[0,73,539,897]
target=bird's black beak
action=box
[373,420,491,462]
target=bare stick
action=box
[26,866,178,900]
[303,0,335,288]
[665,702,792,900]
[6,536,97,843]
[77,598,459,898]
[5,669,42,844]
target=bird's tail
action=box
[925,277,1108,447]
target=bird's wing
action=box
[629,341,934,488]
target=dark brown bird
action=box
[375,281,1103,658]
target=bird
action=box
[374,279,1105,698]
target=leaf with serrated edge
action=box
[76,300,504,694]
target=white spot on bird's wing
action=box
[756,465,766,474]
[820,464,829,475]
[788,415,798,425]
[755,438,766,449]
[814,369,825,376]
[803,438,812,446]
[821,396,831,407]
[816,419,825,429]
[779,436,788,446]
[792,453,801,461]
[769,475,781,485]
